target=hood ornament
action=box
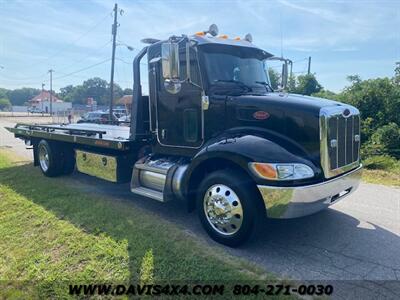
[342,108,351,118]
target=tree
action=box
[123,88,133,95]
[294,74,322,95]
[341,77,400,133]
[82,77,109,104]
[287,75,296,93]
[346,75,362,85]
[111,83,124,101]
[268,69,280,90]
[7,87,40,106]
[0,88,9,99]
[312,89,338,100]
[59,85,75,102]
[394,62,400,85]
[0,98,11,110]
[369,123,400,158]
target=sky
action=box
[0,0,399,93]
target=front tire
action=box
[196,170,264,247]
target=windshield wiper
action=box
[213,79,253,93]
[255,81,274,92]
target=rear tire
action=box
[61,148,75,175]
[196,169,264,247]
[37,140,63,177]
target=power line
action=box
[116,57,146,66]
[292,57,309,63]
[53,58,111,80]
[0,72,48,81]
[28,12,111,69]
[54,39,112,72]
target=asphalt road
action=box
[1,117,400,299]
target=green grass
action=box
[0,150,282,299]
[361,155,400,187]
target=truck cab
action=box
[8,25,362,246]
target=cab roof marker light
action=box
[234,37,241,41]
[218,34,229,39]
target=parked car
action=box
[112,108,128,118]
[28,107,45,114]
[77,111,119,124]
[118,114,130,123]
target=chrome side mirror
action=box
[161,42,180,80]
[162,42,182,94]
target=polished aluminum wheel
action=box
[39,145,50,172]
[203,184,243,235]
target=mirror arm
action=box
[186,41,190,83]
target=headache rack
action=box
[6,123,133,151]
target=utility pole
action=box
[48,69,54,116]
[109,3,119,122]
[307,56,311,75]
[41,83,45,112]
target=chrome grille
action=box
[320,106,360,178]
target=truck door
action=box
[155,47,203,148]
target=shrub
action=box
[369,123,400,158]
[0,98,11,111]
[362,155,398,170]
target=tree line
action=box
[0,77,133,109]
[268,65,400,160]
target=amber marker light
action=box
[218,34,229,39]
[195,31,205,36]
[251,163,277,179]
[234,37,241,41]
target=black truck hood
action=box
[225,92,348,166]
[232,93,343,113]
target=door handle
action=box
[161,129,167,139]
[201,95,209,110]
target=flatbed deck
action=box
[6,123,134,151]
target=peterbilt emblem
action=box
[342,108,351,117]
[253,111,270,120]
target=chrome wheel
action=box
[203,184,243,235]
[39,144,50,172]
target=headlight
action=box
[249,162,314,180]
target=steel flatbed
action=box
[6,123,134,151]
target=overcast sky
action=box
[0,0,399,92]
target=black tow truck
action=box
[7,25,362,246]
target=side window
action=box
[183,109,198,142]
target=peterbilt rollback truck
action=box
[7,25,362,246]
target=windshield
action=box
[203,49,272,93]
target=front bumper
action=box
[257,165,362,219]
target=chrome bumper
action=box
[257,165,362,219]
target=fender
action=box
[182,129,323,196]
